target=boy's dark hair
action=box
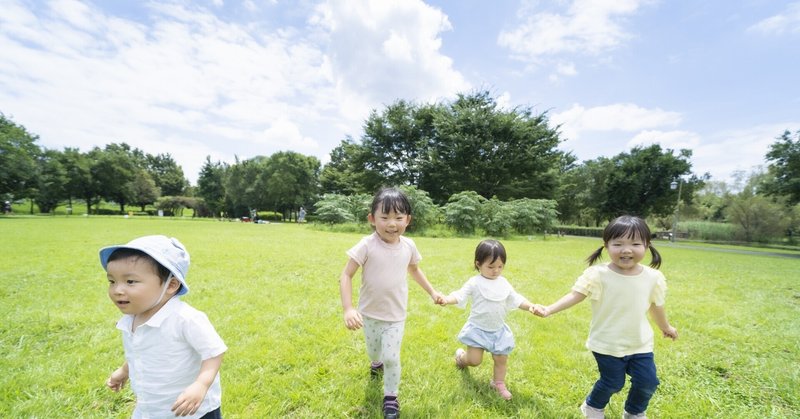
[474,239,507,269]
[370,187,412,216]
[107,248,173,283]
[586,215,662,269]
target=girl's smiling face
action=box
[476,257,504,280]
[605,232,647,275]
[368,208,410,244]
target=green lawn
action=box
[1,217,798,418]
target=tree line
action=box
[2,91,799,242]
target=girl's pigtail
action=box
[648,244,662,269]
[585,246,604,266]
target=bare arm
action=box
[534,291,587,317]
[339,258,363,330]
[408,264,445,304]
[171,353,224,416]
[649,304,678,340]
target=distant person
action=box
[101,235,227,419]
[298,206,306,223]
[3,201,10,214]
[533,215,678,419]
[339,187,445,419]
[438,239,539,400]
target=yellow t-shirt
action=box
[572,264,667,357]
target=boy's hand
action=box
[662,325,678,340]
[343,308,363,330]
[106,367,128,392]
[172,381,208,416]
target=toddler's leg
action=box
[624,353,659,415]
[363,317,383,365]
[491,354,508,383]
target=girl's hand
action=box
[171,381,208,416]
[531,304,549,317]
[343,308,363,330]
[662,325,678,340]
[106,367,128,392]
[431,290,446,305]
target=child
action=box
[439,239,538,401]
[534,215,678,419]
[101,235,227,419]
[339,187,445,419]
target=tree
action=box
[92,144,139,213]
[763,129,800,205]
[598,145,699,220]
[197,156,227,217]
[556,157,614,226]
[508,198,559,234]
[481,197,515,237]
[146,153,188,196]
[131,170,161,211]
[443,191,486,235]
[0,113,41,200]
[320,137,377,195]
[261,151,320,220]
[725,173,788,242]
[33,149,67,213]
[58,147,95,211]
[399,185,440,232]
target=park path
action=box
[660,242,800,259]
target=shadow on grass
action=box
[457,367,569,417]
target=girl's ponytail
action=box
[585,246,604,266]
[648,244,662,269]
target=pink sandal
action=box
[490,380,512,400]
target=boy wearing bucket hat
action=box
[101,235,227,419]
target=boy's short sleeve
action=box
[182,309,227,360]
[650,271,667,306]
[572,267,602,301]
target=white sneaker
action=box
[623,411,646,419]
[580,401,605,419]
[454,348,466,369]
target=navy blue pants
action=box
[586,352,659,415]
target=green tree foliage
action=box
[508,198,559,234]
[261,151,320,219]
[726,186,788,243]
[33,149,67,213]
[146,153,188,196]
[481,197,515,237]
[321,91,566,204]
[314,193,371,224]
[443,191,486,235]
[598,144,699,220]
[0,113,41,199]
[556,158,614,226]
[91,143,140,213]
[131,170,161,211]
[763,129,800,205]
[197,156,228,217]
[58,147,95,210]
[399,185,440,232]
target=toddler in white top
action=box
[439,239,538,400]
[101,235,227,419]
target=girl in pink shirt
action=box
[339,187,445,419]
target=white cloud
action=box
[690,124,795,180]
[551,103,682,140]
[747,2,800,35]
[627,130,701,150]
[498,0,648,63]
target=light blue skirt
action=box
[457,322,515,355]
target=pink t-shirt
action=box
[347,232,422,322]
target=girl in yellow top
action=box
[534,215,678,419]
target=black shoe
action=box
[383,395,400,419]
[370,362,384,378]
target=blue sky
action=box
[2,0,798,185]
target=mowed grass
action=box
[1,217,798,418]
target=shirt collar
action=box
[115,296,182,332]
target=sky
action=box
[2,0,799,185]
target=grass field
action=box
[1,216,798,418]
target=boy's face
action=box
[106,256,178,317]
[368,208,410,244]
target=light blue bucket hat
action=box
[99,235,190,296]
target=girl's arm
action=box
[535,291,586,317]
[408,264,445,304]
[339,258,364,330]
[171,353,224,416]
[106,361,129,392]
[649,304,678,340]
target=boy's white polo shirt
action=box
[116,297,227,419]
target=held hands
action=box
[343,308,363,330]
[431,290,447,306]
[106,367,128,392]
[529,304,549,317]
[171,381,209,417]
